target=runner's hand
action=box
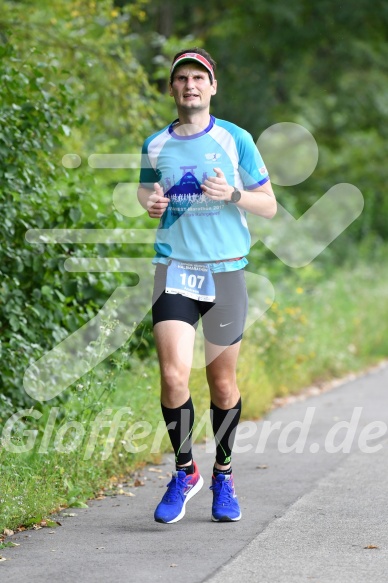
[201,167,234,201]
[147,183,169,218]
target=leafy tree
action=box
[0,38,83,413]
[0,0,161,415]
[1,0,159,151]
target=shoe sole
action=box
[155,475,204,524]
[211,512,242,522]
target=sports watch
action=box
[230,186,242,203]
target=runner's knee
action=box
[160,365,190,393]
[207,376,238,407]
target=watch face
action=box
[231,188,241,203]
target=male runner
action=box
[137,48,276,523]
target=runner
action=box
[137,47,276,523]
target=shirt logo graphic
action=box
[219,322,233,327]
[205,153,222,161]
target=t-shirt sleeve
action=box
[237,130,270,190]
[139,139,161,188]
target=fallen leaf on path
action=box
[134,479,145,487]
[3,529,14,537]
[170,563,177,567]
[0,557,7,562]
[256,465,268,470]
[149,468,162,473]
[364,545,379,549]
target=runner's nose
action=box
[185,76,195,89]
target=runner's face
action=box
[169,63,217,112]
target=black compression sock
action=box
[161,396,194,466]
[176,462,194,475]
[213,465,232,476]
[210,397,242,466]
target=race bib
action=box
[166,260,216,302]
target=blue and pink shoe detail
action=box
[154,461,204,524]
[210,473,242,522]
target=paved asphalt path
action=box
[2,363,388,582]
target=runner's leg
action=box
[205,341,242,469]
[205,341,242,521]
[153,320,204,523]
[154,320,196,465]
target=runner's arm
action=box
[231,180,277,218]
[202,168,277,219]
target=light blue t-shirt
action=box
[139,115,269,271]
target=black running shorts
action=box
[152,263,248,346]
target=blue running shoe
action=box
[154,461,204,524]
[210,473,242,522]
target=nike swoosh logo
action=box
[220,322,233,327]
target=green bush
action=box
[0,39,112,415]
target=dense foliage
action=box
[0,1,159,413]
[0,40,112,412]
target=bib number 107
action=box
[180,273,204,289]
[165,259,216,301]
